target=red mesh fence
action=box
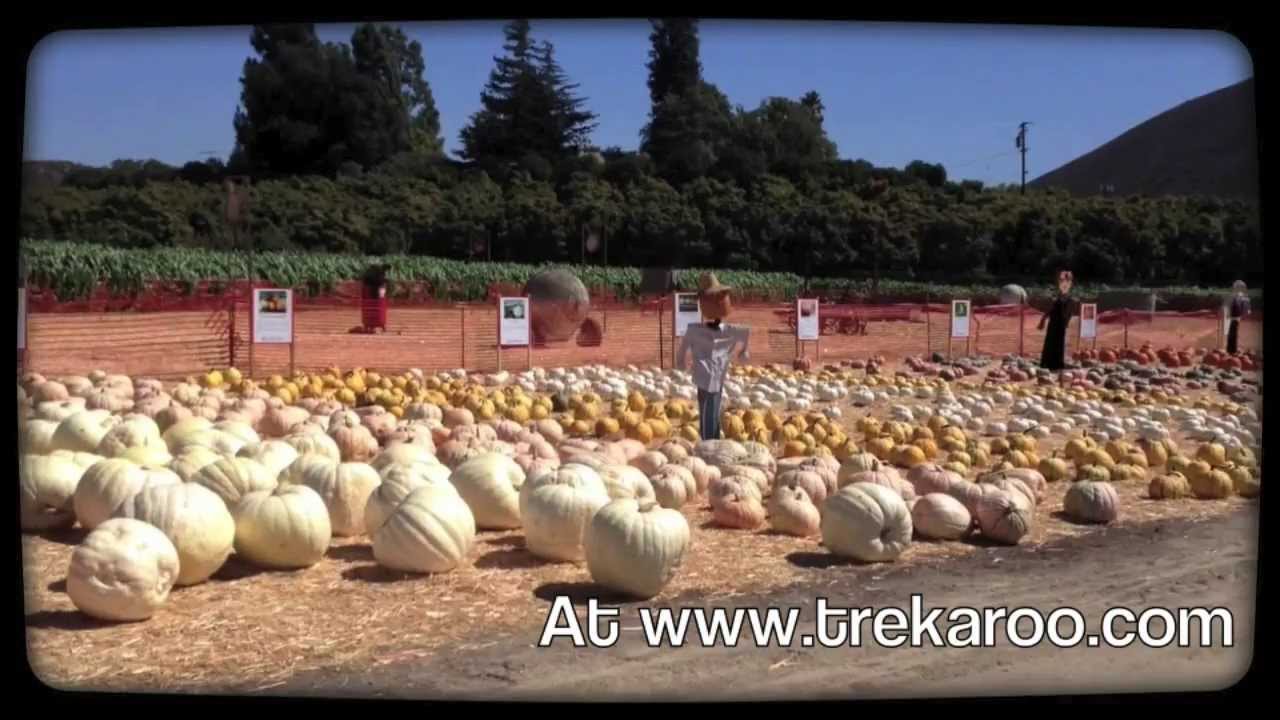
[20,291,1262,380]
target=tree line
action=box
[18,19,1263,288]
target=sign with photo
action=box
[673,293,701,337]
[1079,303,1098,339]
[499,296,530,346]
[252,288,293,344]
[950,299,971,338]
[18,288,27,350]
[796,298,820,340]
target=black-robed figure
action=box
[1038,270,1075,371]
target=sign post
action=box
[950,299,971,360]
[252,288,295,377]
[498,296,531,371]
[796,298,820,363]
[672,292,701,369]
[1079,303,1098,351]
[18,287,28,371]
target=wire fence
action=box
[19,285,1262,381]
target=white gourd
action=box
[190,457,278,510]
[820,482,913,563]
[232,484,332,569]
[584,498,691,600]
[119,482,235,586]
[52,410,122,454]
[911,493,972,540]
[448,453,525,530]
[519,464,611,562]
[20,453,86,531]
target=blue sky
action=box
[22,20,1252,184]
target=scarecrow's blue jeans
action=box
[697,388,722,441]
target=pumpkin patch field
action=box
[19,358,1260,698]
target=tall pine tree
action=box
[351,24,444,157]
[646,19,701,107]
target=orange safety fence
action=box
[19,292,1263,380]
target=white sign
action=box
[796,298,820,341]
[499,297,530,346]
[673,293,702,337]
[951,300,971,338]
[18,288,27,350]
[252,288,294,344]
[1079,303,1098,339]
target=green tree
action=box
[646,19,702,107]
[351,24,444,157]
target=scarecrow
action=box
[1226,280,1251,355]
[676,273,751,441]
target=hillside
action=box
[1030,78,1259,201]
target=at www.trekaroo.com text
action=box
[538,595,1234,650]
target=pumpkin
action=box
[1149,472,1193,500]
[96,417,165,458]
[52,410,122,454]
[1076,464,1112,484]
[20,453,85,531]
[659,442,690,465]
[1083,448,1117,470]
[894,444,928,468]
[651,465,696,508]
[972,489,1032,545]
[768,485,821,537]
[775,469,830,507]
[677,457,720,495]
[448,453,525,530]
[66,518,179,622]
[518,464,611,562]
[328,416,380,463]
[283,456,383,537]
[37,398,88,423]
[232,484,332,569]
[20,419,60,455]
[168,446,224,482]
[1038,456,1071,483]
[118,482,236,586]
[283,431,343,463]
[238,440,301,478]
[1063,481,1119,524]
[73,458,180,530]
[631,450,668,477]
[1137,439,1169,469]
[370,484,476,574]
[867,437,896,461]
[821,482,912,562]
[994,468,1047,503]
[1111,464,1146,484]
[1195,443,1229,468]
[911,493,972,541]
[711,485,767,529]
[191,457,278,510]
[837,452,882,485]
[979,475,1037,511]
[1167,455,1194,478]
[598,464,657,503]
[905,463,959,496]
[584,498,691,599]
[1226,464,1259,499]
[1228,446,1257,470]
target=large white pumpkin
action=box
[119,481,236,586]
[364,462,456,535]
[73,458,180,530]
[21,418,62,455]
[518,464,611,562]
[51,410,121,454]
[169,446,225,482]
[372,484,476,574]
[66,518,179,622]
[283,431,343,462]
[232,484,332,569]
[96,416,165,458]
[284,455,382,537]
[238,440,300,478]
[191,457,279,509]
[910,493,972,540]
[371,443,439,472]
[449,453,526,530]
[597,464,657,503]
[584,498,691,599]
[20,453,86,531]
[820,482,913,562]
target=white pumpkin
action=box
[119,481,235,586]
[283,431,343,462]
[910,493,972,540]
[237,440,301,478]
[66,518,179,622]
[37,398,88,423]
[96,416,165,458]
[168,446,225,482]
[20,418,60,455]
[73,458,179,530]
[232,484,332,569]
[370,443,439,472]
[214,421,261,448]
[161,416,216,449]
[597,464,657,503]
[20,453,85,531]
[364,462,456,535]
[518,464,611,562]
[448,453,525,530]
[372,485,476,574]
[52,410,122,454]
[584,498,691,599]
[820,482,913,563]
[190,457,278,510]
[285,456,382,537]
[768,485,821,537]
[837,453,882,485]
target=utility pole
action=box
[1016,122,1031,194]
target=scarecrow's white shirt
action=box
[676,323,750,393]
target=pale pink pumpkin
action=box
[973,489,1033,545]
[711,489,766,530]
[768,485,821,537]
[774,469,830,507]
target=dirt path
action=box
[268,506,1258,701]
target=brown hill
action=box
[1029,78,1259,201]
